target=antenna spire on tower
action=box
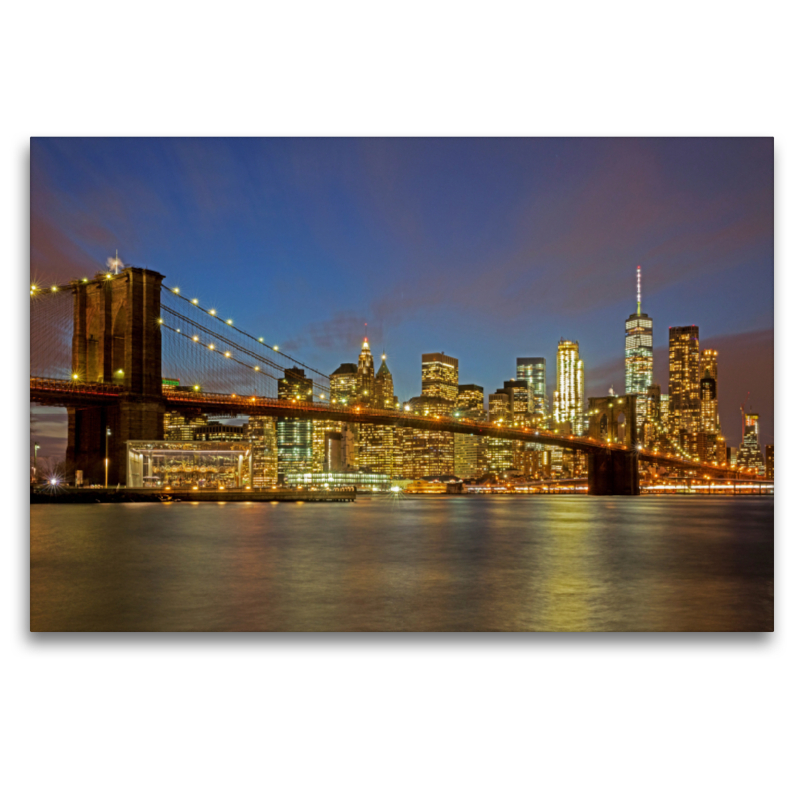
[637,265,642,315]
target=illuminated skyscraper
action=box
[737,411,764,472]
[421,353,459,402]
[553,339,584,434]
[516,357,547,415]
[765,445,774,479]
[399,353,459,478]
[374,353,398,409]
[668,325,700,444]
[454,384,485,479]
[484,391,514,474]
[330,363,358,405]
[328,363,358,469]
[357,338,375,403]
[700,348,718,382]
[248,416,278,486]
[163,410,208,441]
[402,395,455,478]
[625,266,653,432]
[277,368,314,478]
[700,349,719,431]
[456,384,484,416]
[360,353,400,476]
[700,369,717,434]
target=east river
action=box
[30,496,773,632]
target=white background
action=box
[3,2,795,798]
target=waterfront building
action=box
[421,353,459,402]
[553,339,584,434]
[625,266,654,433]
[766,444,774,479]
[312,419,343,472]
[360,422,397,476]
[668,326,701,445]
[248,416,278,487]
[401,395,455,478]
[126,440,252,489]
[516,357,547,415]
[284,471,391,492]
[277,367,314,478]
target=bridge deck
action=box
[30,377,752,479]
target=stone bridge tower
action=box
[586,394,640,495]
[66,266,165,485]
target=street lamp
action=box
[32,441,40,484]
[105,427,111,488]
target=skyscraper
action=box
[402,395,455,478]
[485,391,514,474]
[737,411,764,472]
[553,339,584,434]
[277,368,314,478]
[328,362,358,469]
[421,353,459,402]
[401,353,459,478]
[330,363,358,405]
[502,379,530,424]
[668,325,700,445]
[357,338,375,403]
[248,416,278,487]
[360,352,400,476]
[700,349,720,431]
[516,357,547,415]
[625,266,654,432]
[374,353,398,409]
[454,384,485,479]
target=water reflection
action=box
[30,497,773,631]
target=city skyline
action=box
[30,138,774,457]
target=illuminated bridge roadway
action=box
[30,376,752,494]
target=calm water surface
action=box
[30,496,773,631]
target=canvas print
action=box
[29,137,774,631]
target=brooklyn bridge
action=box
[30,264,756,495]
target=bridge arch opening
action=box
[616,411,626,443]
[111,307,126,383]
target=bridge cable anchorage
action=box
[160,283,331,383]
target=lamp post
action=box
[105,426,111,488]
[32,441,39,484]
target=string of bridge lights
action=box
[161,284,331,384]
[156,318,328,402]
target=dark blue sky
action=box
[31,137,773,449]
